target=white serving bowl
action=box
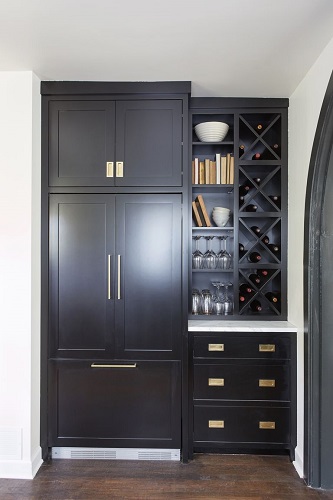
[213,207,230,213]
[212,213,230,227]
[194,121,229,142]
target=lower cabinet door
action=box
[48,360,181,448]
[194,405,290,446]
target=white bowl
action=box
[213,207,230,213]
[212,214,229,227]
[194,121,229,142]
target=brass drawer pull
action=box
[91,363,137,368]
[106,161,114,178]
[259,344,276,352]
[208,378,225,386]
[259,379,276,387]
[116,161,124,177]
[208,343,224,352]
[259,421,276,429]
[209,420,224,428]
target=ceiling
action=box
[1,0,333,97]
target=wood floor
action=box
[1,454,333,500]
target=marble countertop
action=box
[188,320,297,332]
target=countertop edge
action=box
[188,320,298,332]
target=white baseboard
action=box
[0,446,43,479]
[293,448,304,478]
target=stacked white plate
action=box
[194,121,229,142]
[212,206,230,227]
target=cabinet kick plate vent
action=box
[52,447,180,461]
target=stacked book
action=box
[192,153,234,185]
[192,195,211,227]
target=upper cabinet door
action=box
[49,101,116,186]
[115,100,183,187]
[48,99,183,187]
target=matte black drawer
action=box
[194,405,290,445]
[193,334,291,360]
[193,363,290,401]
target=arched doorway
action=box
[304,70,333,489]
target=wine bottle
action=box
[250,299,262,312]
[267,243,279,253]
[253,177,261,185]
[257,269,269,277]
[245,204,258,212]
[251,225,261,236]
[239,144,245,157]
[252,153,261,160]
[239,294,246,303]
[272,143,281,156]
[256,124,263,132]
[239,183,251,197]
[262,235,270,245]
[239,243,246,257]
[239,195,245,206]
[248,273,261,285]
[265,292,279,303]
[269,195,281,208]
[247,251,261,263]
[239,283,253,294]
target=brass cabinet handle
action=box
[208,343,224,352]
[107,254,112,300]
[209,420,224,428]
[259,379,276,387]
[259,421,276,429]
[259,344,276,352]
[117,255,121,300]
[116,161,124,177]
[91,363,137,368]
[208,378,225,386]
[106,161,114,177]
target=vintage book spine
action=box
[195,201,207,227]
[196,194,211,227]
[193,157,199,184]
[199,161,205,184]
[192,201,203,226]
[229,154,234,184]
[205,158,210,184]
[210,161,217,184]
[216,153,221,184]
[226,153,231,184]
[221,155,227,184]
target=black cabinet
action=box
[42,82,190,456]
[48,359,181,448]
[49,193,182,361]
[49,99,183,187]
[188,331,296,459]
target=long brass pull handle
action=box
[107,254,111,300]
[259,421,276,429]
[117,255,121,300]
[91,363,137,368]
[116,161,124,177]
[259,344,276,352]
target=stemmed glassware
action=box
[204,236,217,269]
[212,281,224,315]
[217,236,232,270]
[192,236,204,269]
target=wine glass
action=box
[203,236,217,269]
[192,236,204,269]
[222,281,233,315]
[212,281,225,315]
[217,236,232,270]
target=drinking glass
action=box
[192,289,202,315]
[212,281,225,315]
[201,289,214,315]
[217,236,232,270]
[192,236,204,269]
[203,236,217,269]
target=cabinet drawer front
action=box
[194,406,290,445]
[194,364,290,401]
[48,360,181,448]
[193,334,291,360]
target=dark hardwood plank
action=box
[1,454,333,499]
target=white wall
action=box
[288,36,333,478]
[0,71,42,479]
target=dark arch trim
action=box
[304,70,333,488]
